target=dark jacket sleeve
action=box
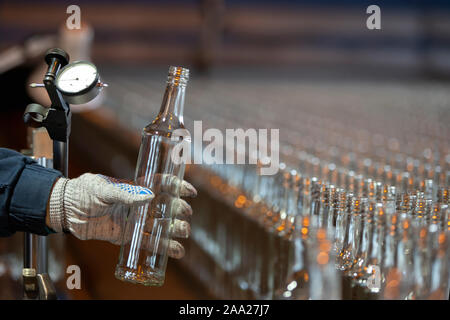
[0,148,62,237]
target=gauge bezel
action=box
[55,60,99,97]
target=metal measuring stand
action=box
[21,48,107,300]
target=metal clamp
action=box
[37,274,57,300]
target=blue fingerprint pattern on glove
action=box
[98,175,153,196]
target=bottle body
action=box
[115,66,189,286]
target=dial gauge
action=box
[55,61,106,104]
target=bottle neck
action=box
[152,66,189,127]
[154,83,186,125]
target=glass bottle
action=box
[348,201,376,299]
[278,216,312,299]
[363,203,386,299]
[309,227,341,300]
[337,197,366,272]
[271,165,292,296]
[381,218,414,300]
[333,190,348,255]
[427,231,449,299]
[411,226,431,299]
[272,170,302,298]
[115,66,190,286]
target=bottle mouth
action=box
[167,66,189,86]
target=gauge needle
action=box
[60,78,80,81]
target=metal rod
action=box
[23,233,33,269]
[36,236,48,274]
[29,83,45,88]
[35,153,53,276]
[53,140,68,177]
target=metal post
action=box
[23,233,33,269]
[36,156,53,275]
[53,140,68,177]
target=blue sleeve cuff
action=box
[8,163,62,235]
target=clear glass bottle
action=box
[278,215,312,299]
[308,227,341,300]
[427,231,449,299]
[337,197,366,272]
[115,66,190,286]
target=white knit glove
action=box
[48,173,196,259]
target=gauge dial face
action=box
[56,62,98,94]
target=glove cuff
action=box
[48,177,69,233]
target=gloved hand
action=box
[47,173,196,259]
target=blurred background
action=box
[0,0,449,300]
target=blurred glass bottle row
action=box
[180,117,449,299]
[183,157,448,300]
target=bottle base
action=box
[115,266,165,287]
